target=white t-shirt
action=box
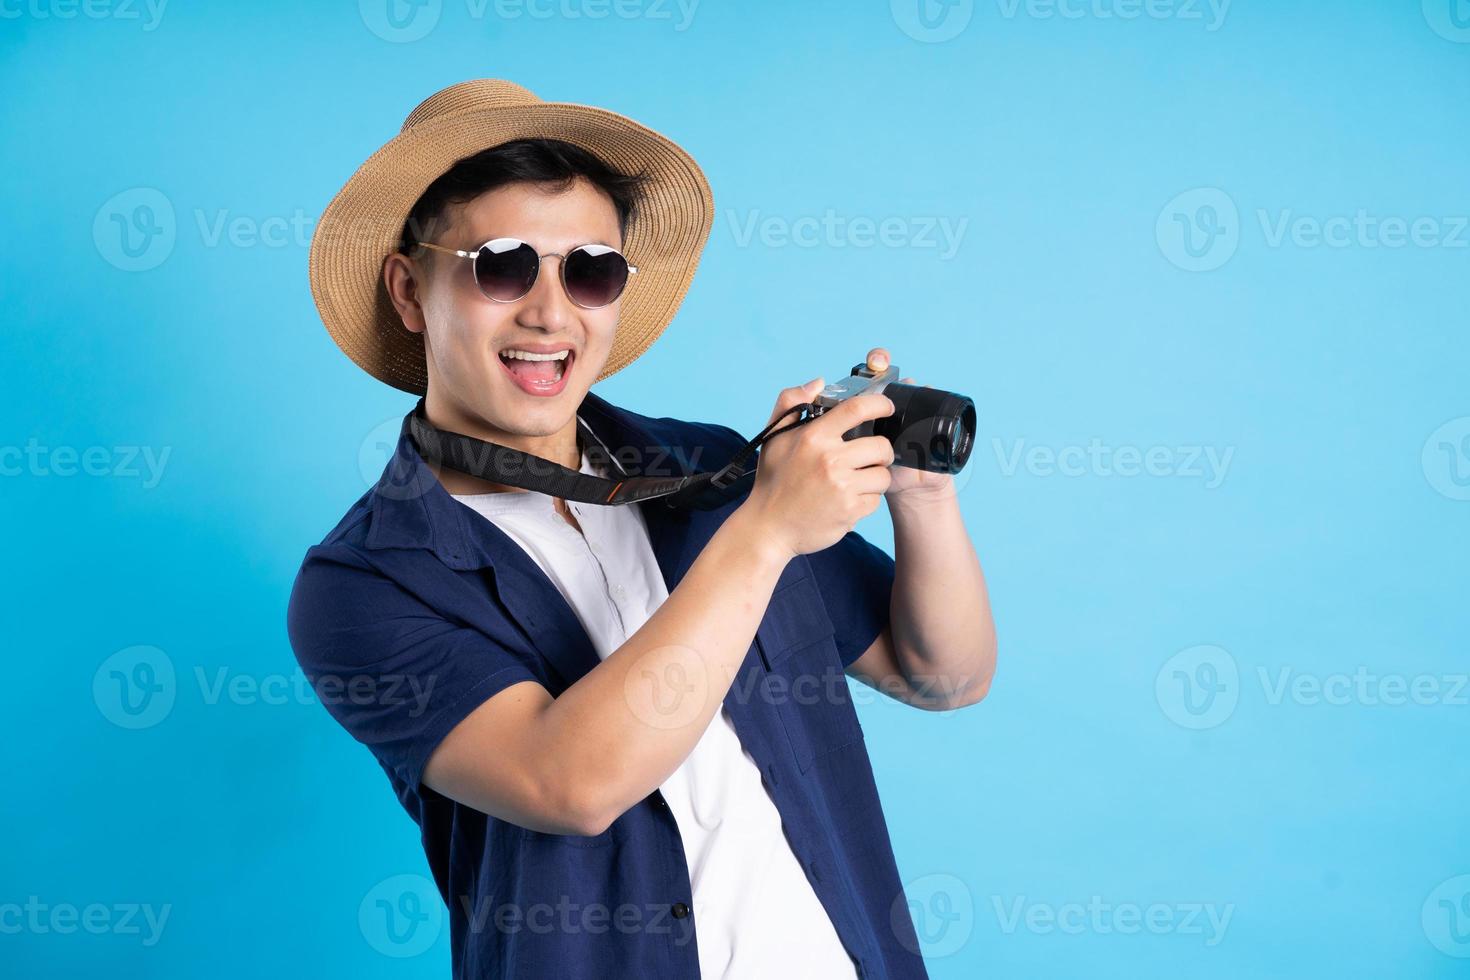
[452,446,857,980]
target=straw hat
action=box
[307,78,715,395]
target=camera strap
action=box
[406,397,817,511]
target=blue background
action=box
[3,1,1468,976]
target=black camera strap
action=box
[406,397,817,511]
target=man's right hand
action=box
[740,377,898,561]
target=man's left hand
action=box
[864,347,957,504]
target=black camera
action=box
[809,362,976,475]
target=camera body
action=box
[809,362,976,475]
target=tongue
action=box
[504,357,562,383]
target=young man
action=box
[288,79,996,980]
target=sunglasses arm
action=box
[412,240,638,275]
[414,242,479,260]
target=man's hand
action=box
[863,347,958,505]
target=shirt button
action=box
[671,902,690,919]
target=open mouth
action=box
[497,345,574,396]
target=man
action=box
[287,78,996,979]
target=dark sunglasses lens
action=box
[474,239,539,301]
[563,245,630,308]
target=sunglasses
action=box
[415,237,638,310]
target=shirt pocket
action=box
[755,571,865,773]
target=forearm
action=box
[887,492,996,707]
[533,501,790,826]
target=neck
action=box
[422,391,582,496]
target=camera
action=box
[809,362,976,475]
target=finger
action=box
[850,466,894,496]
[835,433,896,470]
[814,390,895,435]
[866,348,891,372]
[767,377,824,427]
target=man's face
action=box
[397,177,623,440]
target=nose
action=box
[515,254,577,333]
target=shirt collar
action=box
[362,390,660,571]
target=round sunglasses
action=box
[415,237,637,310]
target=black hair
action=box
[398,137,651,259]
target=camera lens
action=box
[874,382,977,475]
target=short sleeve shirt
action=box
[285,391,928,979]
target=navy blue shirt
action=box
[286,391,928,979]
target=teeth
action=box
[501,349,570,361]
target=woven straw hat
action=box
[307,78,715,395]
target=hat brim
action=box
[308,102,714,395]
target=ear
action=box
[382,251,428,335]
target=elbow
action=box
[521,794,616,838]
[948,671,993,709]
[561,793,617,837]
[919,637,996,711]
[917,676,991,711]
[537,772,623,838]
